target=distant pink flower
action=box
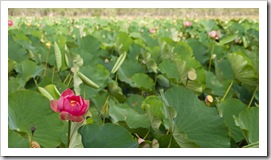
[183,21,192,27]
[208,30,220,40]
[138,138,145,144]
[8,20,13,27]
[50,89,89,122]
[149,28,156,34]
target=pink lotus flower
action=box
[208,30,220,40]
[183,21,192,27]
[50,89,89,122]
[8,20,13,27]
[149,28,156,34]
[138,138,145,144]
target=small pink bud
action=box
[183,21,192,27]
[208,30,220,40]
[149,28,156,34]
[138,138,145,144]
[8,20,13,27]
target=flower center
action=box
[70,100,76,106]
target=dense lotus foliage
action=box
[8,16,259,148]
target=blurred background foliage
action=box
[9,8,258,19]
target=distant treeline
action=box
[8,8,258,19]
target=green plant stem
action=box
[247,86,258,108]
[101,96,110,124]
[33,77,38,87]
[67,120,71,148]
[221,80,234,101]
[143,128,150,139]
[67,75,73,87]
[52,67,55,83]
[29,134,33,148]
[185,78,189,87]
[208,44,215,71]
[63,74,71,85]
[43,49,50,78]
[167,134,173,148]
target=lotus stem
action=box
[167,135,173,148]
[67,74,73,87]
[63,74,71,85]
[52,66,55,83]
[143,128,150,139]
[247,86,258,108]
[208,44,215,71]
[222,80,234,101]
[67,120,71,148]
[43,49,50,78]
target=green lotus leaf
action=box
[79,123,138,148]
[8,90,65,148]
[164,86,230,148]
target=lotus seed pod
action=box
[211,54,216,59]
[187,70,197,81]
[104,59,109,63]
[70,67,76,73]
[205,95,214,106]
[46,42,51,49]
[25,22,31,27]
[31,141,41,148]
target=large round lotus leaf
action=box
[8,90,65,148]
[164,86,230,148]
[79,123,138,148]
